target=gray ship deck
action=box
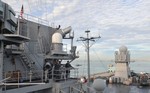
[103,84,150,93]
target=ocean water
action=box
[71,61,150,76]
[71,61,150,93]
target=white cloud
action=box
[1,0,150,61]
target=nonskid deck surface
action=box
[103,84,150,93]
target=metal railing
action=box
[3,70,44,83]
[16,12,50,27]
[2,67,78,88]
[1,68,99,93]
[1,70,44,91]
[50,67,78,82]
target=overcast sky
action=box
[2,0,150,62]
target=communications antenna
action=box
[77,30,101,93]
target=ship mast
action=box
[77,30,100,93]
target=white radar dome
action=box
[52,33,62,43]
[92,79,106,92]
[119,45,128,52]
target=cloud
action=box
[1,0,150,61]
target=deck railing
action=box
[2,67,78,88]
[50,67,78,82]
[15,12,50,27]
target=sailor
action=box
[54,60,61,81]
[60,65,66,80]
[56,25,61,30]
[65,61,73,78]
[43,60,52,82]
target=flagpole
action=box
[20,5,24,19]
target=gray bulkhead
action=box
[0,1,79,93]
[3,19,56,78]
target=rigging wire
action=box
[82,51,87,76]
[37,0,40,11]
[27,0,31,13]
[91,48,108,71]
[36,0,42,17]
[74,42,86,76]
[77,32,100,76]
[16,0,20,5]
[89,36,100,48]
[52,0,55,27]
[44,0,48,20]
[37,0,43,14]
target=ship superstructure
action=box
[0,1,86,93]
[114,46,131,80]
